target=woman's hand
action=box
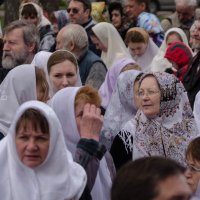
[79,103,103,141]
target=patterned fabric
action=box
[53,10,69,30]
[120,72,198,165]
[101,70,142,150]
[137,12,164,47]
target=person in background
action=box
[185,137,200,200]
[0,101,87,199]
[50,10,69,35]
[98,57,140,110]
[125,27,158,71]
[182,18,200,109]
[164,41,193,81]
[101,70,142,153]
[0,65,49,139]
[90,22,131,69]
[111,157,192,200]
[56,24,107,89]
[67,0,100,56]
[108,1,129,40]
[161,0,199,40]
[19,2,55,52]
[150,27,189,72]
[0,20,39,83]
[123,0,164,47]
[47,50,82,97]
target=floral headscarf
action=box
[120,72,198,165]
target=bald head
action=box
[56,24,88,57]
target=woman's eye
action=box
[18,135,28,141]
[66,73,75,77]
[54,74,62,78]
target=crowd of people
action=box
[0,0,200,199]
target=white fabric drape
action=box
[0,101,87,200]
[50,87,112,200]
[92,22,131,69]
[0,65,37,136]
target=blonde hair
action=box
[35,67,49,102]
[75,85,101,109]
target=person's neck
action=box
[25,53,35,64]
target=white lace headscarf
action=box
[101,69,142,150]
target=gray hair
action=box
[175,0,197,7]
[62,24,88,56]
[4,20,39,53]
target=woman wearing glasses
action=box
[111,72,198,170]
[185,137,200,200]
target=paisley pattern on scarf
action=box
[120,72,198,164]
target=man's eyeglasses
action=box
[67,8,79,14]
[138,89,160,97]
[186,163,200,173]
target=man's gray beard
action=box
[2,51,29,69]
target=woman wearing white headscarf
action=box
[19,2,55,52]
[120,72,198,166]
[50,86,114,200]
[90,22,131,69]
[98,57,137,110]
[101,70,143,151]
[0,64,49,137]
[47,50,82,97]
[125,27,158,72]
[0,100,86,200]
[150,27,190,72]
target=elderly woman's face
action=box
[49,60,78,94]
[16,121,49,168]
[138,76,161,118]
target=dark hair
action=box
[108,2,123,20]
[134,0,150,12]
[4,20,39,54]
[16,108,49,134]
[69,0,91,12]
[186,137,200,162]
[21,3,38,18]
[111,156,185,200]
